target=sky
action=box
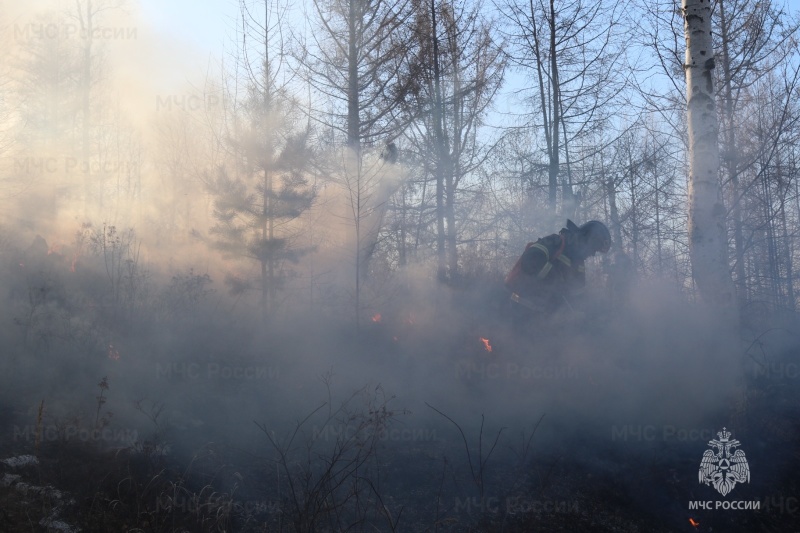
[135,0,241,81]
[138,0,237,56]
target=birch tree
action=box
[636,0,800,310]
[682,0,736,316]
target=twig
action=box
[743,328,791,369]
[34,400,44,457]
[425,403,506,498]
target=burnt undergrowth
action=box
[1,233,799,532]
[2,321,797,533]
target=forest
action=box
[1,0,799,531]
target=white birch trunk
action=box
[683,0,737,319]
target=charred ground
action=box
[0,233,799,533]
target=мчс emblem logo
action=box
[698,428,750,496]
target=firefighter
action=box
[504,220,611,327]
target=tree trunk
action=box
[760,156,781,308]
[446,19,459,281]
[682,0,737,319]
[529,0,552,211]
[717,0,747,309]
[260,0,277,321]
[779,181,795,311]
[655,171,663,275]
[347,0,360,150]
[628,157,639,269]
[431,0,447,282]
[399,188,407,266]
[604,170,623,248]
[547,0,560,213]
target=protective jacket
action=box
[504,230,586,312]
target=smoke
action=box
[0,2,793,531]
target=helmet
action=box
[579,220,611,254]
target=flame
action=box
[479,337,492,352]
[689,518,699,527]
[47,242,62,255]
[371,313,382,323]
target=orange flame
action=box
[371,313,382,323]
[480,337,492,352]
[689,518,699,527]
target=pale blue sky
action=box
[137,0,239,57]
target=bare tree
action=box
[70,0,125,213]
[635,0,800,313]
[402,0,505,281]
[297,0,415,325]
[498,0,626,219]
[715,0,799,307]
[302,0,413,149]
[330,147,402,329]
[735,65,800,312]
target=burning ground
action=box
[0,232,799,532]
